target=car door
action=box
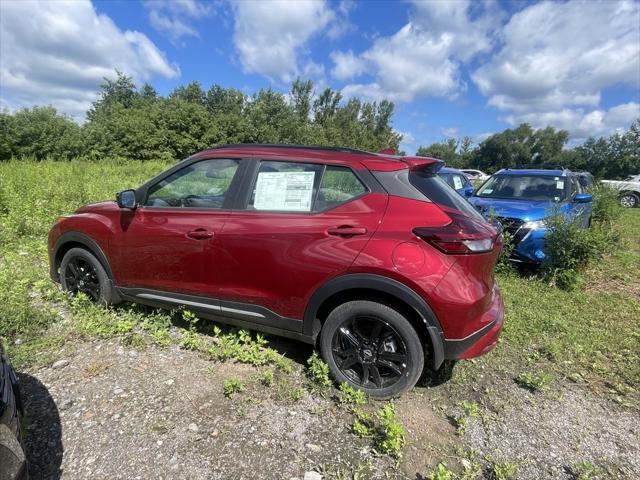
[214,159,387,323]
[568,175,592,227]
[110,158,242,296]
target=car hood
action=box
[75,200,119,214]
[467,197,559,222]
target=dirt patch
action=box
[18,337,640,479]
[21,340,394,479]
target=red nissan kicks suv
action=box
[48,145,504,397]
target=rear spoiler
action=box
[401,156,445,174]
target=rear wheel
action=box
[60,248,113,305]
[320,300,424,399]
[620,193,638,208]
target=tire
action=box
[620,193,639,208]
[0,349,28,480]
[60,247,114,305]
[320,300,424,399]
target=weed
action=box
[515,372,554,392]
[429,463,455,480]
[461,400,480,417]
[572,461,603,480]
[306,351,332,391]
[223,378,245,398]
[181,308,200,330]
[374,402,405,459]
[492,461,518,480]
[258,369,274,387]
[337,382,367,409]
[351,409,373,437]
[179,330,204,351]
[273,377,305,403]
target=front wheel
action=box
[60,247,114,305]
[320,300,424,399]
[620,193,639,208]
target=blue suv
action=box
[468,168,592,263]
[438,167,475,197]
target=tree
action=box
[87,71,138,120]
[416,139,460,166]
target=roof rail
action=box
[207,143,374,155]
[510,164,567,170]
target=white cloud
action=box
[144,0,212,44]
[330,51,366,81]
[327,0,356,40]
[441,127,459,138]
[0,0,179,119]
[335,0,501,102]
[503,102,640,141]
[230,0,333,83]
[472,0,640,138]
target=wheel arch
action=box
[304,274,445,369]
[52,231,114,281]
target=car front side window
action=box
[145,159,240,208]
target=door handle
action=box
[186,229,213,240]
[326,226,368,237]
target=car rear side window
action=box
[314,166,366,211]
[248,161,323,212]
[410,171,485,221]
[145,159,239,208]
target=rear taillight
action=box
[413,211,500,255]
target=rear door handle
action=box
[326,226,368,237]
[186,229,213,240]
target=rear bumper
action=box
[442,286,504,360]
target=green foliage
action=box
[337,383,367,409]
[1,73,402,162]
[515,372,554,392]
[306,351,332,391]
[572,461,603,480]
[374,403,406,459]
[493,461,518,480]
[428,463,455,480]
[208,327,291,371]
[223,378,245,398]
[461,400,480,417]
[258,369,274,387]
[181,308,199,330]
[591,185,623,225]
[542,214,619,290]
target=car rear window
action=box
[409,171,485,221]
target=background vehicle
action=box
[48,145,504,398]
[601,175,640,208]
[0,344,27,480]
[438,167,475,197]
[468,168,592,263]
[460,169,489,182]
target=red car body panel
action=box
[48,145,504,369]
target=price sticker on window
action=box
[254,171,315,211]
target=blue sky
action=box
[1,0,639,153]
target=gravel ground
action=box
[21,340,393,480]
[464,382,640,479]
[18,337,640,479]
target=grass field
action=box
[1,158,638,401]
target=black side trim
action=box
[303,274,445,369]
[442,319,498,359]
[51,231,114,281]
[117,288,309,342]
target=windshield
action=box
[475,175,567,202]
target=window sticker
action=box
[254,171,315,211]
[556,180,565,189]
[453,176,463,190]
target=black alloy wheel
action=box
[320,300,424,398]
[59,247,114,305]
[331,316,408,389]
[63,256,101,301]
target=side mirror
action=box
[117,189,137,209]
[573,193,592,203]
